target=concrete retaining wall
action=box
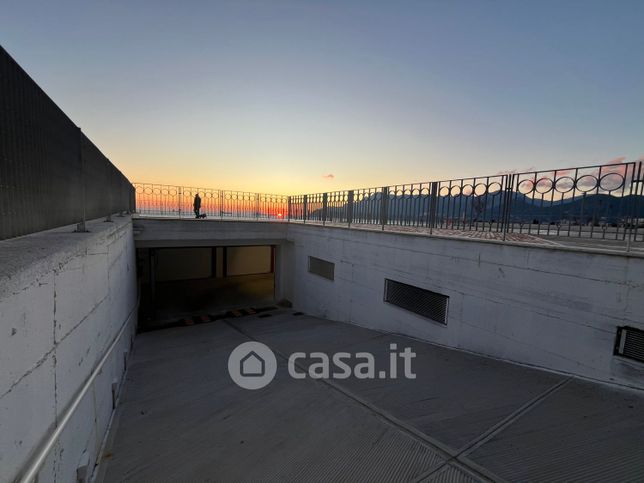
[287,224,644,389]
[0,216,137,482]
[133,218,288,248]
[130,218,644,388]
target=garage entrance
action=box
[138,245,275,329]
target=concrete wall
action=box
[227,246,272,276]
[0,216,137,482]
[154,246,272,280]
[286,224,644,389]
[134,218,287,248]
[134,219,291,301]
[131,218,644,388]
[156,248,212,281]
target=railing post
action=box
[579,193,586,238]
[220,191,224,219]
[380,187,389,230]
[256,193,260,219]
[502,174,514,241]
[105,166,113,222]
[347,190,354,227]
[632,161,643,244]
[118,178,125,216]
[429,182,438,234]
[75,127,88,233]
[287,196,292,221]
[322,193,328,225]
[303,195,308,223]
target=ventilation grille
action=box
[308,256,334,281]
[615,326,644,363]
[384,279,448,325]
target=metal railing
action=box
[287,161,644,242]
[0,46,134,241]
[137,160,644,243]
[133,183,288,220]
[16,302,137,483]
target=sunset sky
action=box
[1,0,643,194]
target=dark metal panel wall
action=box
[0,46,134,240]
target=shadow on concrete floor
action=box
[140,273,275,329]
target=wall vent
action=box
[614,326,644,363]
[308,256,335,281]
[384,279,448,325]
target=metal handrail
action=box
[16,304,137,483]
[134,160,644,242]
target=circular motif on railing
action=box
[517,179,535,194]
[402,188,412,198]
[462,184,474,196]
[161,189,169,195]
[411,188,421,197]
[439,186,450,197]
[356,193,364,201]
[225,193,232,200]
[554,176,575,193]
[136,185,144,194]
[152,188,160,195]
[575,175,598,192]
[204,192,213,198]
[250,196,255,202]
[450,186,461,196]
[535,178,553,194]
[488,182,503,195]
[599,173,624,192]
[474,183,488,196]
[420,187,429,196]
[170,189,177,196]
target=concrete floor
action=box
[98,311,644,482]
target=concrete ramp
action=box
[98,312,644,482]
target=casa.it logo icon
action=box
[228,341,277,390]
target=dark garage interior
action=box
[137,245,275,329]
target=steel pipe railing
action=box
[16,304,137,483]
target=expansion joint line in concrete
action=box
[413,376,573,482]
[225,320,496,483]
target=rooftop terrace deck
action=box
[97,310,644,482]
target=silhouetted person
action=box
[194,193,202,218]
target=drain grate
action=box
[384,279,448,325]
[614,326,644,363]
